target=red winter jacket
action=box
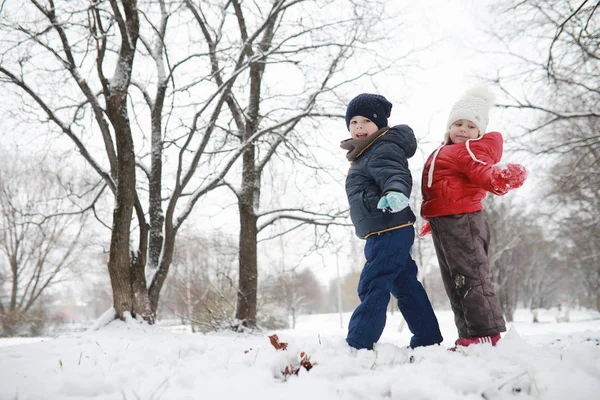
[421,132,504,218]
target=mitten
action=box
[490,163,528,195]
[377,192,409,213]
[419,221,431,237]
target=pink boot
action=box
[450,333,501,351]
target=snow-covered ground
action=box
[0,308,598,399]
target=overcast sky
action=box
[369,0,505,153]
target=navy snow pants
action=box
[346,226,443,350]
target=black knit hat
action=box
[345,93,393,130]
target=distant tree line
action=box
[490,0,600,315]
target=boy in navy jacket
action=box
[340,93,443,350]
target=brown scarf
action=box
[340,127,389,161]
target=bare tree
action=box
[491,0,600,311]
[561,203,600,311]
[519,238,565,312]
[0,0,289,323]
[546,118,600,310]
[185,0,407,328]
[0,153,88,336]
[493,0,599,128]
[484,195,572,321]
[0,0,152,322]
[263,268,323,329]
[483,197,521,322]
[0,0,415,328]
[159,233,239,332]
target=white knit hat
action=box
[445,85,494,141]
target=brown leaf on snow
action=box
[299,352,314,372]
[268,335,316,380]
[268,334,288,351]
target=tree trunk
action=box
[148,215,176,315]
[233,32,264,328]
[104,0,150,321]
[132,250,154,323]
[148,83,166,270]
[236,173,258,327]
[105,93,135,322]
[0,309,17,337]
[106,108,137,319]
[504,307,514,323]
[106,121,153,322]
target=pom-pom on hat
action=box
[345,93,392,130]
[445,85,494,136]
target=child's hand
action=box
[490,163,528,195]
[419,221,431,236]
[377,192,409,213]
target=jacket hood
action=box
[383,125,417,159]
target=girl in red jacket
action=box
[420,86,527,349]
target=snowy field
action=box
[0,308,599,400]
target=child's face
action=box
[349,115,379,140]
[448,119,480,144]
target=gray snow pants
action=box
[429,211,506,338]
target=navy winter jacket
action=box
[345,125,417,238]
